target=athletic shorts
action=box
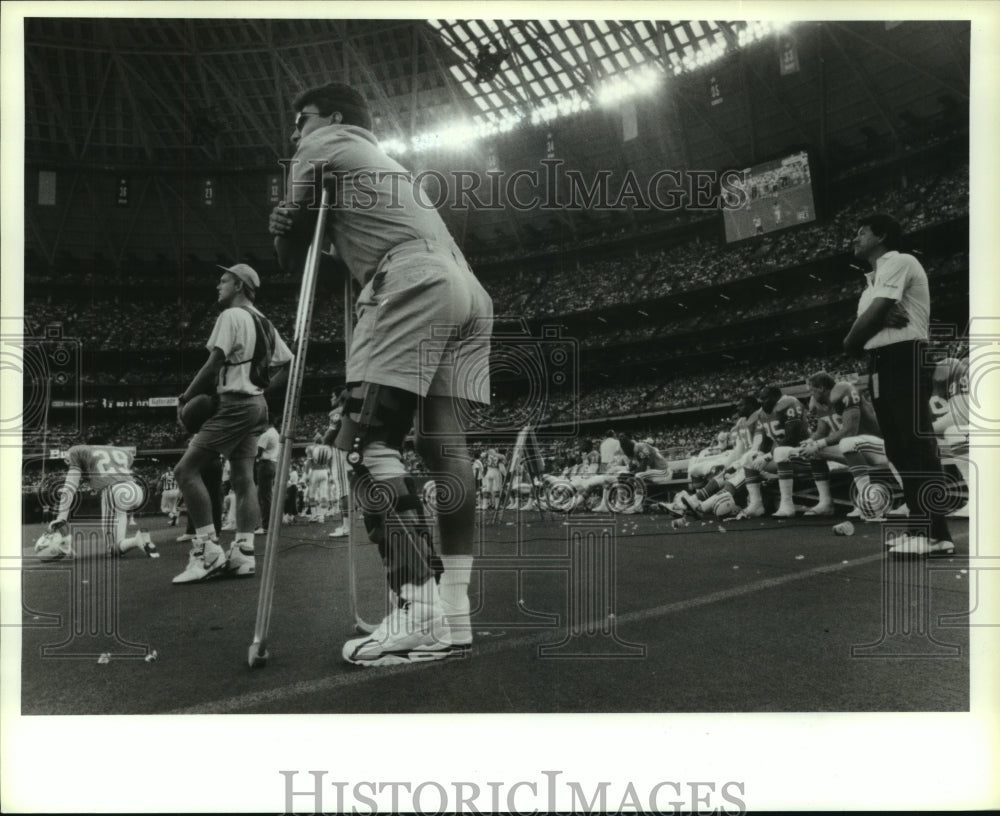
[347,239,493,403]
[308,470,330,501]
[483,470,502,493]
[191,393,268,461]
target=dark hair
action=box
[807,371,836,391]
[858,213,903,251]
[737,395,758,417]
[757,385,782,403]
[618,434,635,459]
[293,82,373,131]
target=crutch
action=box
[491,425,547,524]
[248,189,329,668]
[337,276,378,634]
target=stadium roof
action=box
[23,17,968,167]
[21,17,970,258]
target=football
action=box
[181,394,217,434]
[34,530,73,562]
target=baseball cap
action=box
[217,263,260,292]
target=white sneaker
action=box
[328,526,349,538]
[172,543,227,584]
[846,506,864,519]
[118,531,159,558]
[342,599,463,667]
[253,527,265,535]
[224,544,255,577]
[176,532,195,542]
[887,503,911,518]
[735,503,766,519]
[888,534,955,556]
[804,503,835,516]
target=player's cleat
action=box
[804,503,835,516]
[176,532,195,542]
[888,535,955,556]
[846,506,863,519]
[118,531,159,558]
[172,543,227,584]
[224,544,256,577]
[34,531,74,562]
[735,503,766,519]
[253,527,266,535]
[948,503,969,518]
[342,599,465,667]
[328,525,349,538]
[887,503,911,518]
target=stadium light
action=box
[595,65,664,107]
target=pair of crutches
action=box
[248,189,373,668]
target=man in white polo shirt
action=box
[843,214,953,556]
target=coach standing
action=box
[173,264,293,583]
[843,214,953,555]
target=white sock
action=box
[816,481,832,505]
[439,555,473,606]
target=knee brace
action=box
[334,383,416,463]
[335,384,438,593]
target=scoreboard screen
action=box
[723,150,817,243]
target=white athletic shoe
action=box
[224,544,255,577]
[176,532,195,542]
[772,504,798,518]
[846,506,864,519]
[118,531,159,558]
[735,503,766,520]
[804,503,835,517]
[888,534,955,556]
[342,599,465,667]
[172,542,227,584]
[887,503,911,518]
[328,526,349,538]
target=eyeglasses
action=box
[294,111,324,132]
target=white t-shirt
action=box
[208,306,293,395]
[856,251,930,350]
[257,426,281,462]
[599,437,623,473]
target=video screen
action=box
[723,150,817,243]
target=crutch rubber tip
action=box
[248,643,269,668]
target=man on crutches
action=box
[269,82,493,667]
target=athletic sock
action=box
[439,555,473,644]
